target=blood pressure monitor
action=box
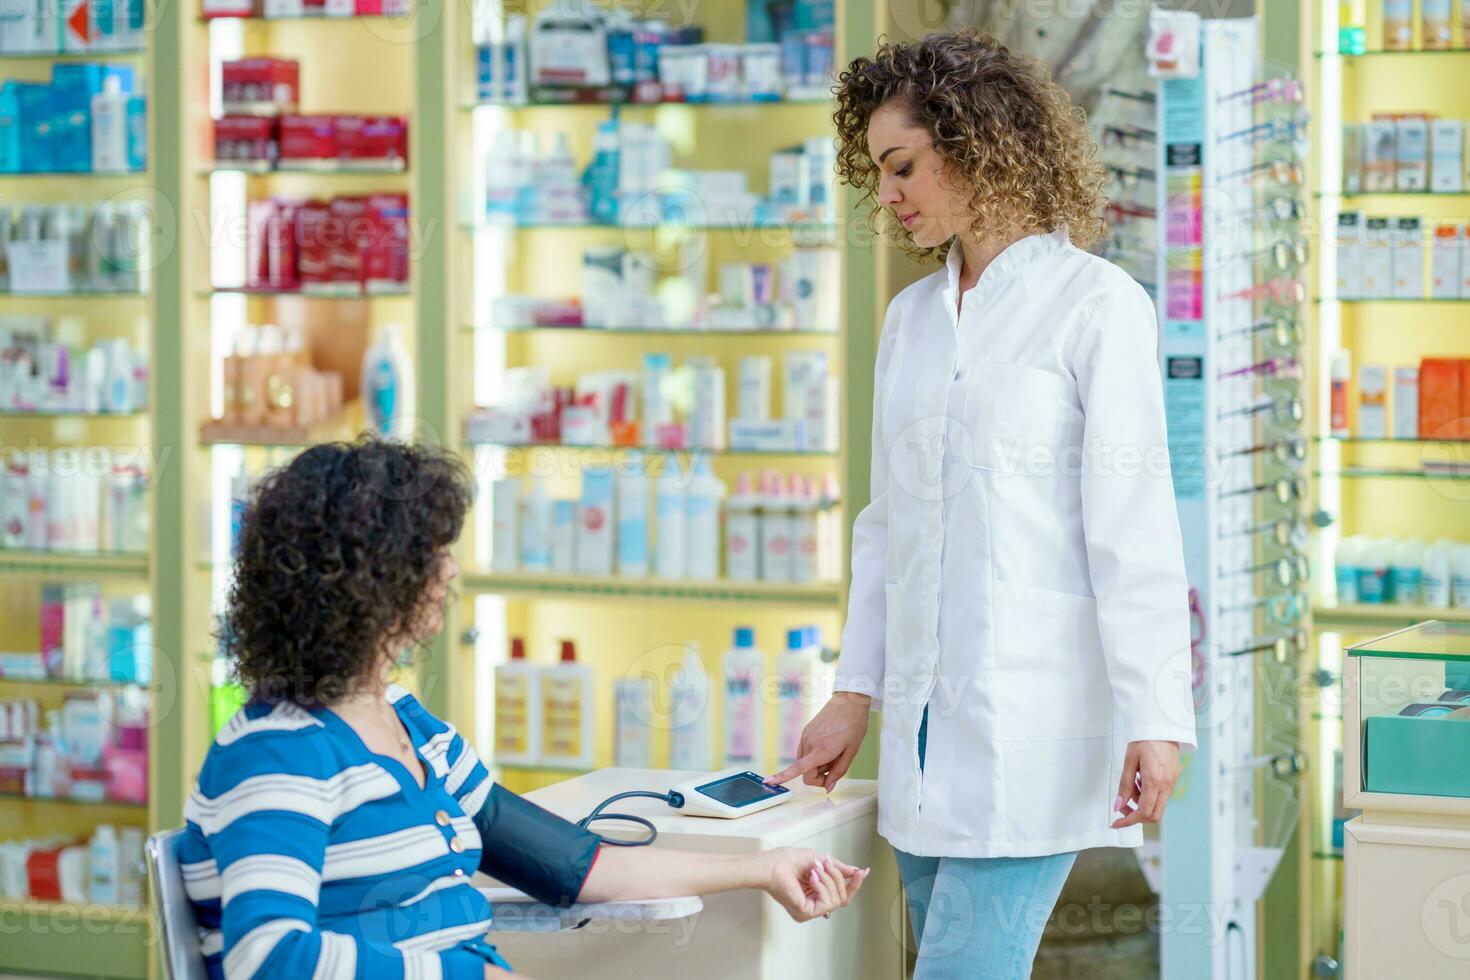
[669,768,792,819]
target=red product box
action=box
[360,193,410,290]
[1420,358,1467,440]
[335,115,409,168]
[295,199,335,289]
[222,58,300,113]
[247,198,303,290]
[279,115,337,164]
[328,196,371,289]
[214,116,278,165]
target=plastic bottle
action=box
[486,128,525,224]
[551,499,577,573]
[614,676,654,767]
[1330,351,1351,438]
[91,77,129,173]
[584,118,621,225]
[616,451,650,577]
[1453,545,1470,608]
[722,627,766,770]
[1389,539,1424,606]
[669,644,711,771]
[89,825,120,905]
[494,637,541,767]
[536,131,580,223]
[103,339,134,414]
[725,472,761,581]
[790,475,820,583]
[502,14,529,105]
[684,455,723,580]
[1424,540,1454,608]
[654,461,686,580]
[642,353,673,435]
[520,477,552,572]
[775,627,816,766]
[361,323,415,440]
[759,470,792,582]
[490,477,520,572]
[31,710,63,798]
[541,640,595,769]
[577,466,616,576]
[1356,537,1390,604]
[1334,536,1361,605]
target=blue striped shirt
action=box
[180,685,505,980]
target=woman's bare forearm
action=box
[577,846,765,903]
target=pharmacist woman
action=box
[765,31,1198,979]
[179,439,867,979]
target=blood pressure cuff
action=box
[472,783,601,907]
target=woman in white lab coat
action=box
[765,31,1198,978]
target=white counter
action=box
[478,768,905,980]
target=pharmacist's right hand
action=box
[764,692,871,792]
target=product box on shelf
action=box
[278,114,336,164]
[1393,367,1419,440]
[1363,119,1397,192]
[1342,123,1364,194]
[221,58,300,113]
[1432,224,1464,299]
[1392,217,1426,299]
[334,115,408,169]
[214,115,278,165]
[295,198,333,289]
[1361,216,1393,300]
[1419,358,1467,440]
[360,193,409,291]
[327,195,368,287]
[1358,365,1388,439]
[1394,116,1429,192]
[1431,120,1465,193]
[1336,211,1363,300]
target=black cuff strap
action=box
[473,783,601,907]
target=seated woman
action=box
[179,439,868,979]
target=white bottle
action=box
[490,477,521,572]
[119,827,145,906]
[654,462,687,580]
[722,627,766,770]
[683,455,723,580]
[26,450,50,551]
[551,499,577,573]
[789,475,819,584]
[614,676,655,767]
[32,711,62,798]
[669,644,712,771]
[1424,540,1454,608]
[1390,539,1424,605]
[541,640,596,769]
[485,128,525,224]
[1453,545,1470,608]
[91,77,130,173]
[2,460,30,548]
[1334,535,1362,605]
[759,470,793,582]
[536,131,580,223]
[738,356,772,421]
[501,14,529,106]
[1357,537,1390,603]
[775,627,817,766]
[577,466,616,576]
[361,323,416,440]
[89,825,120,906]
[520,477,552,572]
[642,353,673,436]
[725,472,761,581]
[103,339,135,414]
[616,451,650,577]
[494,637,542,767]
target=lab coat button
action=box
[435,810,451,826]
[450,838,466,854]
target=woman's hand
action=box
[757,847,870,922]
[1111,740,1181,828]
[762,692,872,791]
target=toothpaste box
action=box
[278,114,336,163]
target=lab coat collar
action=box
[942,227,1071,311]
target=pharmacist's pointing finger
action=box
[765,749,834,787]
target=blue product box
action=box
[0,82,21,173]
[1363,713,1470,797]
[124,94,145,170]
[16,81,57,172]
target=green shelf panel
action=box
[0,790,146,810]
[464,323,839,337]
[462,572,844,606]
[0,902,149,979]
[0,549,149,580]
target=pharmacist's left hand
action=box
[1110,740,1181,829]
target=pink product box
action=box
[221,58,300,112]
[1166,267,1202,320]
[104,744,147,804]
[360,193,410,288]
[335,115,409,167]
[214,116,278,164]
[278,114,338,162]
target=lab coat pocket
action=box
[989,580,1111,741]
[960,361,1070,475]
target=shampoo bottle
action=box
[1424,540,1454,608]
[90,77,129,173]
[541,640,595,769]
[361,322,415,440]
[614,676,654,767]
[616,451,650,577]
[775,627,816,766]
[654,461,686,580]
[89,824,120,905]
[790,475,820,584]
[494,637,541,767]
[669,644,711,771]
[725,472,760,581]
[1390,539,1424,605]
[721,626,766,770]
[683,455,723,580]
[520,476,552,572]
[758,470,792,582]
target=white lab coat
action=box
[834,230,1198,858]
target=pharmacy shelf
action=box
[1312,850,1344,862]
[464,220,840,234]
[197,12,408,22]
[463,323,839,337]
[200,285,411,298]
[0,170,147,178]
[0,290,147,299]
[461,571,843,606]
[0,409,147,419]
[0,48,146,59]
[1313,602,1470,628]
[0,791,147,811]
[0,897,149,978]
[1313,466,1470,479]
[464,440,839,458]
[0,550,149,581]
[0,898,148,924]
[465,96,831,110]
[1315,436,1470,446]
[0,673,148,690]
[1315,48,1470,57]
[199,161,409,175]
[1314,190,1470,197]
[1318,297,1470,304]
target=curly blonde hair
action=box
[833,30,1107,261]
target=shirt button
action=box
[435,810,451,827]
[453,868,465,878]
[450,838,465,854]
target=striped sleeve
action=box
[186,727,492,980]
[392,689,493,819]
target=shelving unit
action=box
[1305,3,1470,974]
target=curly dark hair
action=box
[221,437,474,705]
[833,30,1108,262]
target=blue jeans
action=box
[896,706,1078,979]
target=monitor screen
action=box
[697,772,788,808]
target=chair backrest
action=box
[146,828,209,980]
